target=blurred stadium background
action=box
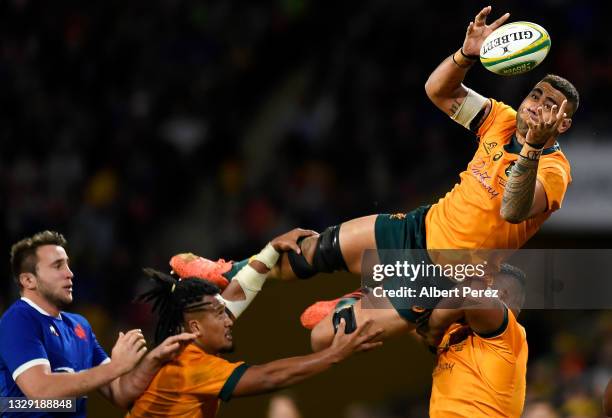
[1,0,610,417]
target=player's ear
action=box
[187,320,201,335]
[557,117,572,135]
[19,272,37,290]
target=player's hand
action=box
[415,311,444,350]
[270,228,318,254]
[148,332,197,365]
[462,6,510,56]
[329,319,384,361]
[110,329,148,375]
[524,99,568,146]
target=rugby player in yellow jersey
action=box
[265,5,578,350]
[169,6,578,351]
[415,264,528,418]
[128,228,382,418]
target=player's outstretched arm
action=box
[425,6,508,131]
[500,100,568,223]
[100,332,197,409]
[15,329,146,399]
[231,319,383,397]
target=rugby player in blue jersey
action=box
[0,231,195,417]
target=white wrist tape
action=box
[450,88,488,129]
[252,243,280,270]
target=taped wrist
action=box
[252,243,280,270]
[450,88,488,130]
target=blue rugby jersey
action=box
[0,298,109,417]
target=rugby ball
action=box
[480,21,551,76]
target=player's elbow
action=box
[424,77,439,101]
[500,206,526,224]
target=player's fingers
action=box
[548,105,558,124]
[490,12,510,30]
[173,332,197,343]
[161,342,181,356]
[556,99,568,119]
[466,21,474,34]
[336,318,346,336]
[355,318,374,335]
[296,229,318,238]
[125,330,144,344]
[123,328,143,338]
[359,341,384,352]
[475,6,491,24]
[363,327,385,342]
[536,106,545,125]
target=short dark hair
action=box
[540,74,580,116]
[499,263,526,288]
[498,263,527,309]
[10,231,67,287]
[136,268,220,345]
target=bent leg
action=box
[310,292,413,352]
[273,215,378,280]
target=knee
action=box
[288,225,348,279]
[310,321,333,352]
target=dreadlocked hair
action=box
[136,268,220,345]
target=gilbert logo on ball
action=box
[480,21,551,76]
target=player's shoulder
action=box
[478,99,517,138]
[0,300,37,325]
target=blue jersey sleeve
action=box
[0,308,49,380]
[90,328,110,367]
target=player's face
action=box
[196,295,235,354]
[494,273,525,312]
[34,245,74,308]
[516,82,570,137]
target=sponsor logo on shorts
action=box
[389,213,406,220]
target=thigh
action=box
[338,215,379,274]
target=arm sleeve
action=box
[89,327,110,367]
[477,99,518,144]
[473,308,525,356]
[537,158,572,212]
[0,310,50,381]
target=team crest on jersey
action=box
[482,141,498,155]
[49,325,59,337]
[74,324,87,340]
[389,213,406,220]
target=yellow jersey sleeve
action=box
[537,156,572,212]
[182,354,247,399]
[477,99,517,144]
[473,307,526,357]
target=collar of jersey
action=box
[504,134,561,156]
[21,297,62,320]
